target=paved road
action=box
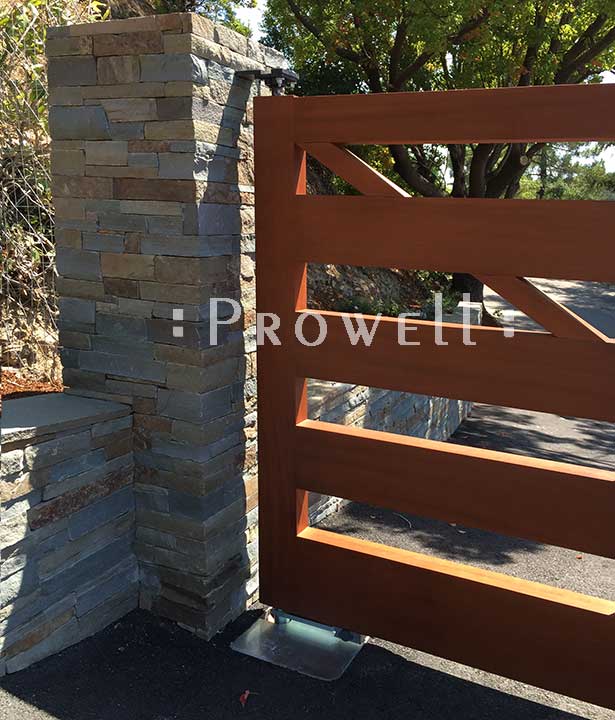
[484,279,615,336]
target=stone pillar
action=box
[47,13,285,637]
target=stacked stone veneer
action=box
[0,13,481,674]
[1,394,136,675]
[46,13,284,640]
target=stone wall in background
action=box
[0,394,136,675]
[45,12,283,641]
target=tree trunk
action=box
[452,272,484,302]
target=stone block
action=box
[139,282,207,305]
[79,351,166,383]
[76,558,139,616]
[158,151,199,179]
[68,16,158,36]
[181,13,213,38]
[98,213,146,232]
[100,253,155,280]
[135,484,169,513]
[58,297,96,328]
[68,487,134,540]
[45,449,108,485]
[85,140,128,166]
[49,106,110,141]
[56,276,106,300]
[78,586,138,641]
[86,165,158,179]
[5,616,80,674]
[140,234,234,257]
[214,25,248,55]
[140,53,207,84]
[96,313,148,341]
[23,429,90,470]
[48,56,96,86]
[97,55,140,85]
[46,35,92,56]
[117,297,154,317]
[146,216,183,235]
[106,379,156,398]
[42,532,133,597]
[153,256,212,285]
[128,152,158,167]
[56,248,102,281]
[114,178,196,202]
[103,276,139,298]
[156,96,192,121]
[93,30,163,56]
[101,98,157,122]
[1,447,24,478]
[29,468,131,531]
[58,330,91,350]
[120,199,182,216]
[157,387,232,423]
[193,122,235,146]
[83,232,124,253]
[53,174,113,199]
[197,202,241,235]
[142,120,191,141]
[109,122,145,140]
[83,82,165,99]
[51,149,85,176]
[49,86,84,106]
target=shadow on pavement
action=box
[0,609,596,720]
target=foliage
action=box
[0,0,108,378]
[108,0,256,35]
[518,143,615,199]
[263,1,615,301]
[263,1,615,200]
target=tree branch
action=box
[285,0,366,63]
[447,144,467,197]
[392,7,491,89]
[518,4,545,86]
[388,17,408,90]
[556,24,615,83]
[554,14,609,82]
[388,144,445,197]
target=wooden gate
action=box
[254,84,615,709]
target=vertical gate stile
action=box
[254,95,308,607]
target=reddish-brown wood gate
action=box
[254,84,615,709]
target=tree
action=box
[519,144,615,200]
[263,1,615,300]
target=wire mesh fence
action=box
[0,0,108,383]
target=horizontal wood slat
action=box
[294,83,615,144]
[295,420,615,557]
[273,528,615,710]
[480,275,607,341]
[292,196,615,283]
[292,311,615,421]
[302,143,409,197]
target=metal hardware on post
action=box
[235,68,299,95]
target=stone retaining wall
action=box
[0,394,136,675]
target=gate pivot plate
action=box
[231,608,367,681]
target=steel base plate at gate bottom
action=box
[231,609,367,681]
